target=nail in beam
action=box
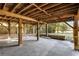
[73,15,79,50]
[37,22,39,40]
[18,19,22,46]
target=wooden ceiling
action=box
[0,3,79,24]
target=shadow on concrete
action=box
[0,44,18,48]
[25,40,39,42]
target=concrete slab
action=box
[0,35,79,56]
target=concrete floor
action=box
[0,35,79,56]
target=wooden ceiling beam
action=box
[11,3,21,12]
[49,5,78,16]
[46,14,74,22]
[46,13,74,21]
[33,13,74,22]
[0,10,46,24]
[28,11,41,16]
[18,4,33,14]
[29,4,75,17]
[3,3,7,10]
[23,3,48,15]
[0,16,37,24]
[31,3,51,16]
[47,4,76,13]
[0,16,17,22]
[43,3,62,10]
[28,4,61,16]
[31,12,74,22]
[32,5,78,19]
[46,17,74,23]
[0,9,38,22]
[35,14,74,22]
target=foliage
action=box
[48,23,57,33]
[48,22,68,33]
[0,25,8,34]
[0,21,68,34]
[59,23,68,33]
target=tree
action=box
[48,22,68,33]
[59,23,68,33]
[48,23,57,33]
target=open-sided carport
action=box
[0,3,79,51]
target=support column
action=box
[16,24,18,34]
[73,16,79,50]
[18,19,22,46]
[23,24,27,35]
[22,23,26,35]
[46,24,48,37]
[37,22,39,40]
[33,25,35,35]
[8,20,11,37]
[25,24,27,34]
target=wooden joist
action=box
[11,3,21,12]
[43,4,61,10]
[0,9,38,22]
[31,4,77,19]
[18,4,32,14]
[47,4,75,13]
[32,3,51,16]
[23,3,48,15]
[30,4,78,19]
[0,3,78,24]
[3,3,6,10]
[29,4,61,16]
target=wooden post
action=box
[73,16,79,50]
[16,24,18,34]
[27,24,29,34]
[18,19,22,46]
[33,25,35,35]
[37,22,39,40]
[8,20,11,37]
[46,24,48,37]
[25,24,27,34]
[23,24,27,35]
